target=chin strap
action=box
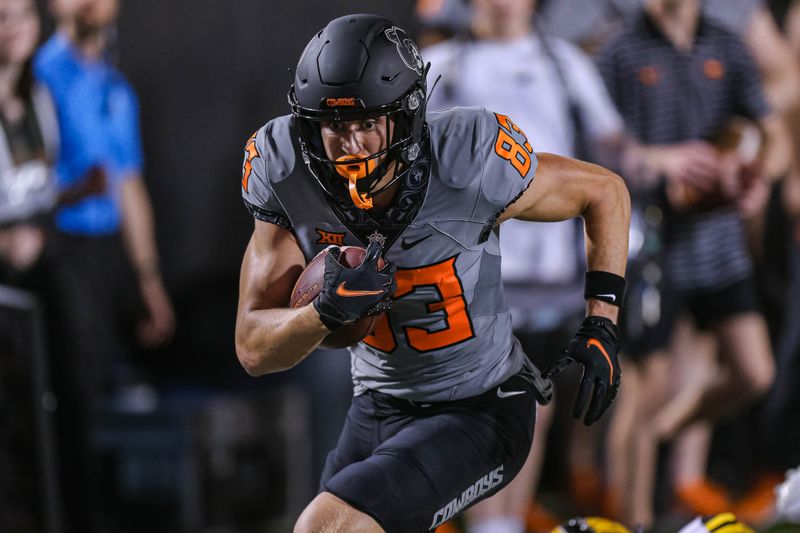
[335,155,377,210]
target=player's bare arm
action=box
[499,152,631,322]
[501,152,630,424]
[235,219,330,376]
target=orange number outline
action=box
[493,113,533,178]
[363,255,475,353]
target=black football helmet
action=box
[288,14,429,210]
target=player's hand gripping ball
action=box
[290,240,395,349]
[544,316,621,425]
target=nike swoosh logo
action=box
[596,293,616,302]
[400,234,432,250]
[497,387,527,399]
[335,282,384,298]
[587,338,614,383]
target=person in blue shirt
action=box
[33,0,174,530]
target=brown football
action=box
[289,246,387,349]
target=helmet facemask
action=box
[290,82,427,210]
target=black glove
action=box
[544,316,621,425]
[313,240,396,331]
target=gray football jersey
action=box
[242,107,538,401]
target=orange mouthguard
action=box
[335,155,377,209]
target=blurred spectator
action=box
[738,1,800,115]
[424,0,627,531]
[750,0,800,511]
[0,0,58,530]
[416,0,800,115]
[542,0,800,110]
[597,0,792,527]
[414,0,472,46]
[0,0,58,279]
[32,0,175,530]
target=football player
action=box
[235,14,630,533]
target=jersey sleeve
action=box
[476,109,537,226]
[240,125,291,229]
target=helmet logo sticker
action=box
[385,26,424,75]
[325,97,357,107]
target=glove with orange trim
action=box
[313,240,396,331]
[544,316,621,425]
